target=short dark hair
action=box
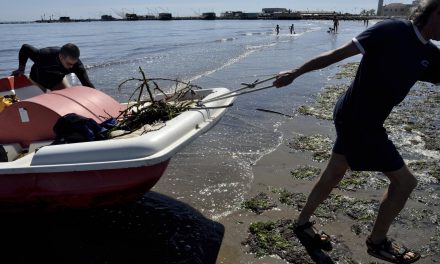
[411,0,440,28]
[60,43,80,59]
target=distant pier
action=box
[1,9,384,24]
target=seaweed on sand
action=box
[408,160,440,181]
[242,219,315,263]
[290,166,321,180]
[242,192,277,215]
[108,67,203,137]
[297,84,346,121]
[277,189,379,224]
[243,219,357,263]
[338,171,388,191]
[278,189,307,210]
[333,62,359,80]
[289,134,333,162]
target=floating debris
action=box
[290,166,321,180]
[333,62,359,80]
[242,219,315,263]
[419,226,440,258]
[408,160,440,181]
[243,219,357,263]
[396,207,440,229]
[278,189,307,210]
[315,194,379,223]
[385,84,439,159]
[338,171,388,191]
[289,134,332,162]
[277,189,379,225]
[297,84,346,121]
[242,192,277,215]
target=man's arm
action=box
[273,40,361,88]
[74,62,95,88]
[12,44,39,76]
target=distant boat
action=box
[201,12,216,20]
[158,13,172,20]
[0,75,234,211]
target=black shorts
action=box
[333,124,404,172]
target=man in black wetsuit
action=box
[12,43,94,92]
[273,0,440,262]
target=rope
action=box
[190,104,234,110]
[256,108,294,118]
[198,76,277,105]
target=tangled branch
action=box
[109,67,203,137]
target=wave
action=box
[186,49,257,83]
[84,55,166,69]
[188,36,284,83]
[0,48,18,54]
[246,43,276,50]
[239,32,269,36]
[215,37,237,42]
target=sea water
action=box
[0,20,371,218]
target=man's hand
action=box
[273,70,298,88]
[11,65,25,76]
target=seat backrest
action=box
[0,76,43,100]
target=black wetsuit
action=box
[18,44,94,89]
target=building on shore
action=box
[258,8,302,19]
[201,12,216,20]
[378,0,420,17]
[125,13,138,20]
[158,13,172,20]
[383,1,418,17]
[377,0,384,16]
[220,11,259,19]
[272,11,302,20]
[101,15,116,21]
[261,8,288,14]
[299,11,339,19]
[242,13,259,19]
[221,11,243,19]
[59,17,71,22]
[383,3,411,17]
[259,8,288,19]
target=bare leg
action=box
[297,152,349,225]
[368,165,418,260]
[296,153,348,241]
[369,165,417,242]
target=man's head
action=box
[411,0,440,40]
[59,43,80,69]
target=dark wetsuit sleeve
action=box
[73,60,95,88]
[18,44,40,67]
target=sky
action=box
[0,0,416,21]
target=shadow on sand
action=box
[303,244,335,264]
[0,192,224,264]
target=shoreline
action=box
[0,16,383,25]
